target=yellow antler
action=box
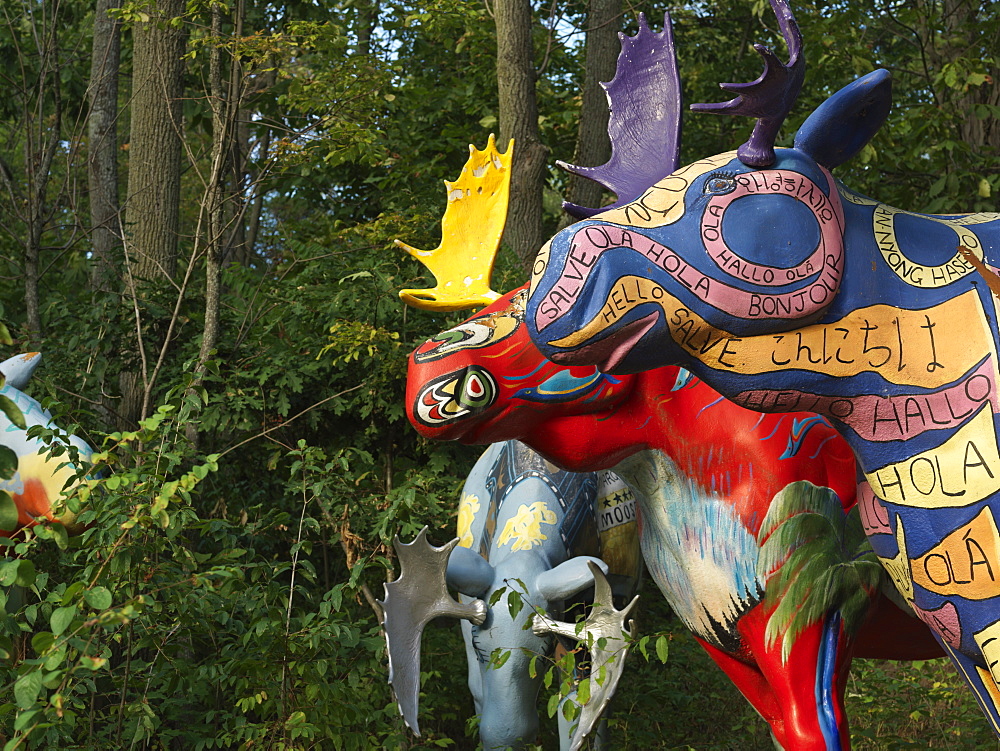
[396,135,512,311]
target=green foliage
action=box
[0,389,453,749]
[0,0,997,747]
[848,659,1000,750]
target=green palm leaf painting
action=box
[757,481,886,661]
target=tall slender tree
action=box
[125,0,186,285]
[87,0,122,293]
[495,0,547,272]
[564,0,621,216]
[0,3,66,342]
[120,0,187,425]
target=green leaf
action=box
[13,707,40,732]
[491,649,510,670]
[637,635,649,660]
[14,669,42,709]
[48,522,68,550]
[84,587,112,611]
[546,691,560,719]
[655,634,669,664]
[30,632,54,655]
[0,492,18,532]
[0,395,25,430]
[0,446,17,481]
[15,560,35,587]
[506,590,523,621]
[50,605,76,636]
[60,582,83,606]
[561,696,579,721]
[488,586,506,607]
[0,561,19,586]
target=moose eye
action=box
[703,173,737,195]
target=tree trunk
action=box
[88,0,122,293]
[198,2,240,378]
[495,0,548,273]
[565,0,621,216]
[121,0,187,426]
[22,68,62,344]
[7,21,65,344]
[242,127,269,262]
[125,0,186,286]
[356,0,380,56]
[227,108,250,265]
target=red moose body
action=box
[406,285,940,750]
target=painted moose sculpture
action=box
[383,440,639,750]
[397,12,944,748]
[386,134,641,749]
[0,352,93,534]
[525,0,1000,738]
[407,279,939,749]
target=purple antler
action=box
[691,0,804,168]
[558,13,682,220]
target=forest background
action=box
[0,0,999,748]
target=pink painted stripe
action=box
[911,600,961,649]
[533,167,845,332]
[858,481,891,535]
[702,170,843,286]
[734,358,999,443]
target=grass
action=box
[413,593,1000,749]
[848,658,1000,750]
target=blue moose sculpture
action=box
[0,352,93,533]
[382,439,640,750]
[525,0,1000,736]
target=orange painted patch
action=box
[11,478,55,528]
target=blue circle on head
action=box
[893,213,968,266]
[720,194,822,273]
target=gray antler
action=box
[379,527,487,735]
[691,0,805,167]
[532,561,638,751]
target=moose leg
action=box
[694,603,850,750]
[736,606,851,751]
[459,618,486,716]
[693,638,784,737]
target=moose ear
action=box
[446,545,495,598]
[0,352,41,391]
[535,556,609,603]
[793,69,892,169]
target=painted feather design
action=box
[615,449,762,652]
